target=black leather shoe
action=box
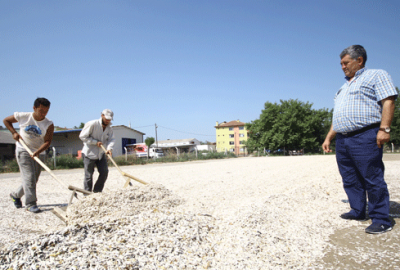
[340,212,367,221]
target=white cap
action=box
[102,109,114,120]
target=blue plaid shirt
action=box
[332,68,397,133]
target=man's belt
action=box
[341,123,380,137]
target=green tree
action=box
[389,87,400,145]
[245,99,332,154]
[145,137,155,159]
[74,122,85,129]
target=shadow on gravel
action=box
[37,203,69,212]
[317,201,400,269]
[389,201,400,218]
[38,203,68,208]
[340,200,400,219]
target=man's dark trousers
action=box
[82,153,108,192]
[336,126,391,226]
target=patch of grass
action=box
[1,151,238,173]
[0,159,19,173]
[110,155,147,166]
[47,155,84,169]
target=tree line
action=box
[246,87,400,154]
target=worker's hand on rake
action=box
[30,150,41,159]
[106,149,112,156]
[12,132,22,142]
[19,138,43,159]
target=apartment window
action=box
[230,148,234,152]
[240,148,244,152]
[239,134,244,137]
[239,127,244,130]
[240,141,244,145]
[229,127,233,131]
[229,141,234,145]
[229,134,234,138]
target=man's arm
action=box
[32,124,54,157]
[3,115,21,141]
[79,121,97,145]
[322,124,337,153]
[377,96,396,148]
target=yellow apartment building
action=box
[215,120,248,155]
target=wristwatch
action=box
[379,127,391,133]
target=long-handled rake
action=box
[18,139,92,223]
[18,139,91,202]
[100,145,148,187]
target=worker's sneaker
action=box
[365,223,392,234]
[26,205,41,214]
[10,194,22,209]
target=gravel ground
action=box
[0,155,399,269]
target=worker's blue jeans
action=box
[336,126,391,226]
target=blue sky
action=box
[1,0,399,142]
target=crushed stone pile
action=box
[0,180,356,269]
[1,184,222,269]
[66,184,183,225]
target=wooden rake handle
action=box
[122,171,148,185]
[100,145,148,186]
[18,139,69,190]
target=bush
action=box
[1,151,237,173]
[199,151,236,159]
[47,155,84,169]
[111,155,147,166]
[0,159,19,173]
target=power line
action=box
[158,125,215,137]
[132,125,155,129]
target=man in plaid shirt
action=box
[323,45,397,234]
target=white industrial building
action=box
[0,131,16,163]
[154,138,211,155]
[51,125,145,157]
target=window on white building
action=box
[229,134,234,138]
[229,141,234,145]
[239,134,244,137]
[239,127,244,130]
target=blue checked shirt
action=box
[332,68,397,133]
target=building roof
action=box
[113,125,146,135]
[0,132,16,144]
[54,129,82,134]
[215,120,246,128]
[53,125,146,135]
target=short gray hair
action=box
[340,45,367,66]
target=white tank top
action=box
[14,112,53,153]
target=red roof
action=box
[215,120,245,128]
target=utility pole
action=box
[155,123,158,147]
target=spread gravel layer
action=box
[1,155,399,269]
